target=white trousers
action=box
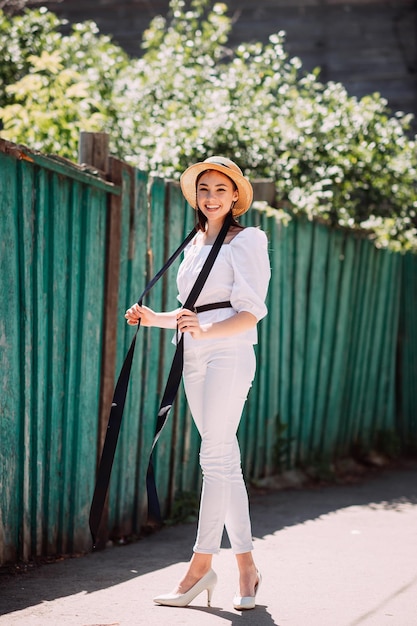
[183,338,256,555]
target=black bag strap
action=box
[146,213,232,525]
[89,213,232,546]
[89,227,196,547]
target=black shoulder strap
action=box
[89,227,196,547]
[89,213,232,546]
[146,213,232,525]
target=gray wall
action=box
[25,0,417,118]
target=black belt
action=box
[194,300,232,314]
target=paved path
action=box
[1,465,417,626]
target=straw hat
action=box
[180,156,253,216]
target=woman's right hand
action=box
[125,303,155,326]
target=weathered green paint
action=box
[1,139,417,565]
[1,149,108,563]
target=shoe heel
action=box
[207,583,215,607]
[154,568,217,608]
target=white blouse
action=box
[176,226,271,344]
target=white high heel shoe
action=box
[153,569,217,607]
[233,570,262,610]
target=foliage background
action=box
[1,0,416,250]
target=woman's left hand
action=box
[176,309,204,339]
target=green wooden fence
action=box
[1,138,416,565]
[0,141,116,563]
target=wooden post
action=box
[93,156,125,549]
[78,131,109,173]
[252,179,276,206]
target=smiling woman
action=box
[125,155,271,611]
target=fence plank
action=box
[262,216,282,475]
[316,230,346,459]
[302,222,330,463]
[292,217,314,464]
[328,234,356,457]
[0,154,22,564]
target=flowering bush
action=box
[1,0,416,250]
[0,8,129,154]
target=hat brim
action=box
[180,162,253,216]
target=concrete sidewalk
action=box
[1,464,417,626]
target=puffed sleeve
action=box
[229,227,271,321]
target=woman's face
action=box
[196,170,239,225]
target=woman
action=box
[125,156,270,610]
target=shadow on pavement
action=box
[154,603,278,625]
[249,463,417,542]
[1,464,416,618]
